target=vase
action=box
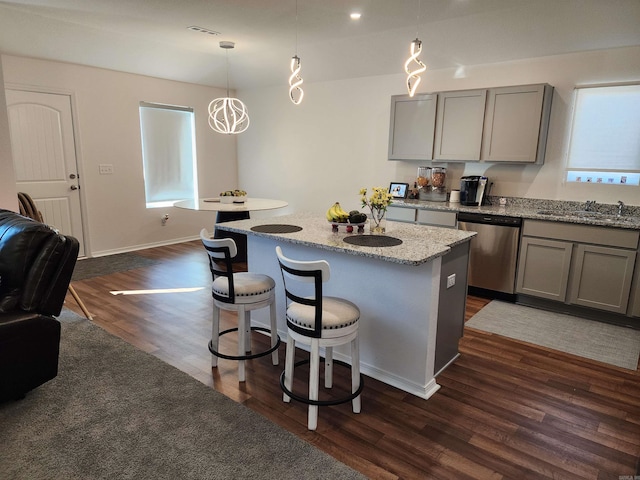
[369,208,386,234]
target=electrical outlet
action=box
[446,274,456,289]
[99,164,114,175]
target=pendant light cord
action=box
[295,0,299,56]
[225,48,230,97]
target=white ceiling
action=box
[0,0,639,91]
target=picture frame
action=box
[389,182,409,199]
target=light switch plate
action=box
[99,164,114,175]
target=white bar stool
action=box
[275,245,363,430]
[200,229,280,382]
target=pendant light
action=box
[404,0,426,97]
[208,41,250,134]
[289,0,304,104]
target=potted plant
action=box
[360,187,393,233]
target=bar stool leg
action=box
[351,336,361,414]
[269,300,279,365]
[308,339,320,431]
[211,306,221,368]
[244,310,251,354]
[283,336,296,402]
[324,347,333,388]
[238,306,247,382]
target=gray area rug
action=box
[466,300,640,370]
[0,309,365,480]
[72,252,160,281]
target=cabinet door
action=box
[481,84,552,164]
[388,94,437,161]
[386,206,416,223]
[416,209,457,227]
[433,89,487,161]
[516,237,573,301]
[568,245,636,314]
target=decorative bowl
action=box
[328,219,367,233]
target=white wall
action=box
[2,46,639,254]
[0,59,17,212]
[238,46,640,215]
[1,55,238,255]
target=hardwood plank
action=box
[62,240,640,479]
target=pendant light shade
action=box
[405,38,426,97]
[288,0,304,105]
[404,0,426,97]
[289,55,304,104]
[208,41,250,134]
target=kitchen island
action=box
[215,212,476,399]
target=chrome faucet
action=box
[618,200,625,216]
[584,200,596,212]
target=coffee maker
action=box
[460,176,488,206]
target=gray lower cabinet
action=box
[387,206,457,228]
[516,237,573,301]
[568,244,636,314]
[386,205,416,222]
[516,220,639,315]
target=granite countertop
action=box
[389,196,640,230]
[214,212,476,266]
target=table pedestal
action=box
[214,211,249,262]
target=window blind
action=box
[139,102,198,206]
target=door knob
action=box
[70,185,79,190]
[69,173,77,179]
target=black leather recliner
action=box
[0,209,79,401]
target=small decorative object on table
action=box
[360,186,393,234]
[326,202,367,233]
[220,189,247,204]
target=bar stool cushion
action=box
[212,273,275,304]
[287,297,359,333]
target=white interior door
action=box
[5,89,85,256]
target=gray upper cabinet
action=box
[387,83,554,163]
[481,84,553,164]
[433,89,487,161]
[388,93,436,161]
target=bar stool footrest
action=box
[280,358,364,406]
[209,326,281,361]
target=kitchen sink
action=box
[536,210,637,223]
[536,210,561,216]
[571,210,603,217]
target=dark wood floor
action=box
[64,240,640,480]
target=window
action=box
[139,102,198,207]
[566,83,640,186]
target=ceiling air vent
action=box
[187,26,221,36]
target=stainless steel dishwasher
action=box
[457,212,522,296]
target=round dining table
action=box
[174,197,288,262]
[173,197,288,215]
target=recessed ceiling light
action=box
[187,26,221,36]
[350,12,362,20]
